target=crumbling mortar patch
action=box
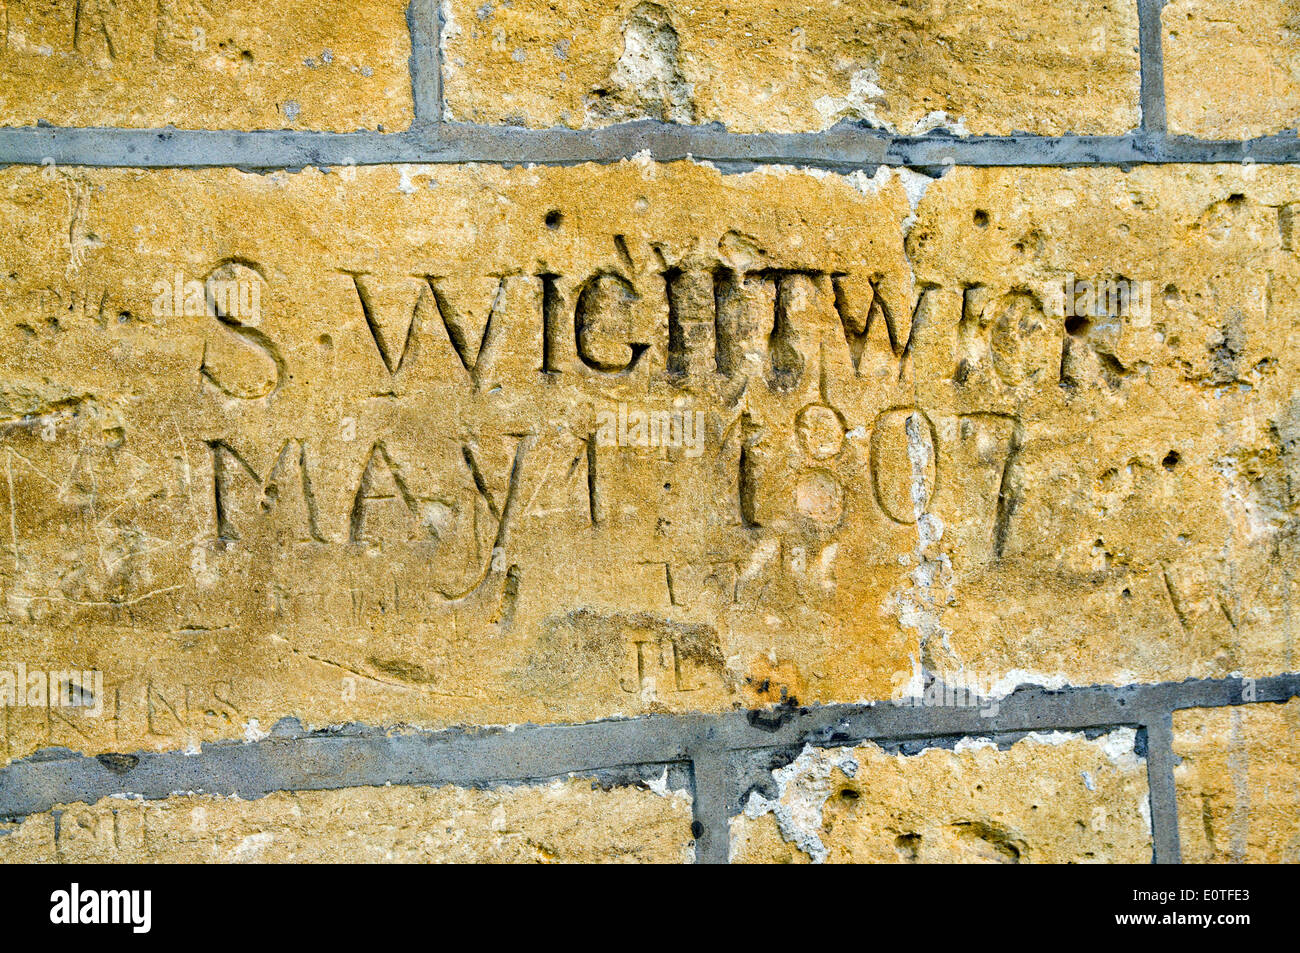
[739,727,1149,863]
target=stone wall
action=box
[0,0,1297,863]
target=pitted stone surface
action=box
[0,778,695,862]
[0,160,1296,769]
[442,0,1141,135]
[1164,0,1300,139]
[730,730,1152,863]
[1173,698,1300,863]
[0,0,412,131]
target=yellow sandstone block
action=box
[443,0,1140,135]
[0,162,1296,762]
[730,730,1152,863]
[1174,698,1300,863]
[1164,0,1300,139]
[0,0,412,130]
[0,778,696,862]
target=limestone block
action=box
[730,730,1152,863]
[443,0,1140,135]
[0,0,412,130]
[0,162,1296,761]
[1174,698,1300,863]
[0,777,695,862]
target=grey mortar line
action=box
[1,674,1296,863]
[1144,713,1182,863]
[2,124,1300,172]
[683,719,732,865]
[1138,0,1169,134]
[406,0,443,123]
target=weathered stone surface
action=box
[0,777,694,862]
[1173,698,1300,862]
[0,0,411,130]
[1164,0,1300,139]
[730,730,1151,863]
[901,165,1300,691]
[0,161,1297,762]
[443,0,1140,135]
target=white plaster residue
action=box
[889,411,955,664]
[644,767,693,801]
[587,2,695,126]
[1024,726,1143,771]
[1138,787,1153,836]
[813,68,969,137]
[910,110,970,136]
[739,537,779,583]
[741,744,859,863]
[984,669,1072,697]
[1023,729,1077,747]
[812,68,887,129]
[397,165,420,194]
[896,167,935,213]
[842,165,933,231]
[615,11,692,121]
[440,1,461,122]
[1096,726,1144,771]
[881,661,1098,728]
[243,719,270,743]
[646,767,672,796]
[229,831,273,862]
[890,655,927,704]
[628,148,656,171]
[1213,454,1287,541]
[952,736,997,754]
[842,165,893,196]
[5,32,56,56]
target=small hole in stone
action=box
[1065,315,1090,337]
[973,209,989,228]
[895,832,921,861]
[545,210,563,229]
[1162,450,1180,470]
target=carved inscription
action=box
[2,163,1279,736]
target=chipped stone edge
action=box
[736,726,1149,864]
